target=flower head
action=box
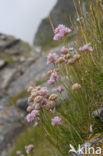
[48,71,59,85]
[61,46,68,55]
[72,83,81,91]
[51,116,62,126]
[26,113,35,122]
[47,53,59,64]
[49,94,57,101]
[57,57,65,64]
[54,24,71,41]
[34,96,43,103]
[26,110,39,122]
[79,43,93,52]
[38,87,49,98]
[25,144,34,154]
[55,86,64,93]
[53,33,62,41]
[55,24,66,33]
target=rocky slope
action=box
[0,34,43,156]
[0,33,63,156]
[34,0,76,47]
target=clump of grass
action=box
[12,1,103,156]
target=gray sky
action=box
[0,0,57,44]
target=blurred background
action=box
[0,0,57,44]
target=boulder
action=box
[0,60,7,69]
[34,0,76,46]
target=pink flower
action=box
[41,98,47,105]
[25,144,34,154]
[79,43,93,52]
[48,71,59,85]
[51,116,62,126]
[34,121,39,127]
[48,79,55,85]
[51,71,59,81]
[55,24,65,33]
[35,103,41,110]
[53,33,62,40]
[59,27,71,36]
[26,113,35,122]
[31,110,39,117]
[47,53,59,64]
[54,24,71,41]
[26,110,39,122]
[55,24,71,35]
[55,86,64,93]
[38,88,49,98]
[61,46,68,54]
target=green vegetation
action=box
[11,1,103,156]
[11,126,58,156]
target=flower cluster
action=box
[53,24,71,40]
[26,86,59,125]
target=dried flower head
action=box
[49,94,57,101]
[73,54,81,61]
[47,70,53,76]
[57,57,65,64]
[26,106,33,112]
[34,96,43,103]
[64,54,71,59]
[27,86,34,93]
[45,101,55,110]
[72,83,81,91]
[34,103,41,110]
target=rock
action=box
[16,97,28,111]
[0,68,18,89]
[34,0,76,46]
[0,60,6,69]
[0,106,25,155]
[92,107,103,122]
